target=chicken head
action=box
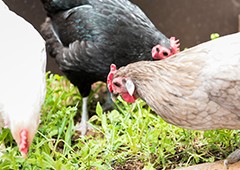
[152,37,180,59]
[107,64,136,103]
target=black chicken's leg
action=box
[75,96,89,136]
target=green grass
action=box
[0,72,240,170]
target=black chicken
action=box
[40,0,180,135]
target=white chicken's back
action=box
[169,32,240,77]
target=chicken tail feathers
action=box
[41,17,84,70]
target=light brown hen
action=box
[108,32,240,166]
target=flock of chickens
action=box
[1,0,240,167]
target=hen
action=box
[40,0,180,135]
[108,32,240,166]
[0,1,46,157]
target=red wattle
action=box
[121,92,136,103]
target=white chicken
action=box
[0,1,46,157]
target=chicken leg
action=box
[75,96,89,136]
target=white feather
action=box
[0,1,46,140]
[126,79,135,96]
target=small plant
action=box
[210,33,220,40]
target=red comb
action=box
[19,129,28,155]
[170,37,180,54]
[107,64,117,92]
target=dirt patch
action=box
[112,159,145,170]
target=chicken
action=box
[108,32,240,166]
[40,0,180,135]
[0,1,46,157]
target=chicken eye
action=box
[163,52,169,56]
[113,82,121,87]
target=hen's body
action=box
[110,32,240,130]
[0,0,46,156]
[40,0,178,135]
[109,32,240,165]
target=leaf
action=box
[210,33,220,40]
[96,102,103,117]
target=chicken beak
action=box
[111,93,118,102]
